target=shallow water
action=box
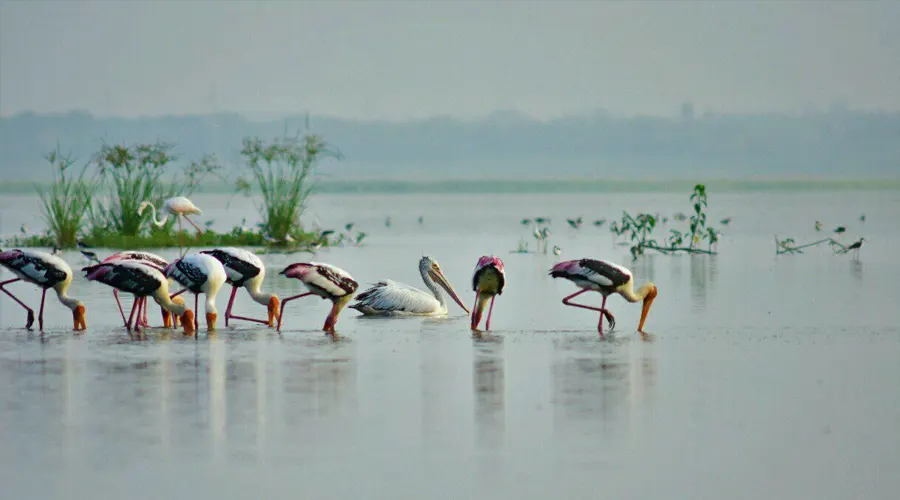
[2,191,900,499]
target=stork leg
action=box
[133,297,144,334]
[0,278,35,329]
[224,286,237,326]
[194,294,200,330]
[126,296,139,331]
[561,289,616,335]
[170,288,187,299]
[485,296,496,331]
[276,292,314,332]
[142,297,150,327]
[112,289,128,327]
[38,288,47,331]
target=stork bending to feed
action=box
[549,258,657,336]
[138,196,204,235]
[0,249,87,331]
[350,256,469,316]
[83,261,195,335]
[278,262,358,333]
[200,247,279,327]
[470,256,505,331]
[164,253,226,332]
[100,251,184,329]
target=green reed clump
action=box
[92,142,175,237]
[618,184,720,260]
[35,146,100,248]
[236,133,342,243]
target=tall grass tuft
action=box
[92,142,175,237]
[238,133,342,241]
[35,146,99,248]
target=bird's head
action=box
[267,295,280,327]
[638,284,658,334]
[420,256,469,313]
[73,304,87,331]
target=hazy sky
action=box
[2,1,899,120]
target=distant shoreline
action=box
[2,178,899,195]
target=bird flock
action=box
[0,247,657,338]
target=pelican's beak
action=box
[267,296,280,327]
[637,285,658,333]
[73,305,87,331]
[430,269,470,313]
[181,310,196,335]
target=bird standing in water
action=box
[0,249,87,331]
[470,256,505,331]
[278,262,358,333]
[549,258,657,336]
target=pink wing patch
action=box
[549,260,579,274]
[281,262,315,279]
[476,255,504,272]
[0,249,23,263]
[84,265,113,281]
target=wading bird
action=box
[552,245,562,256]
[0,249,87,331]
[200,247,279,327]
[278,262,358,333]
[815,221,823,232]
[164,253,226,332]
[470,256,505,331]
[846,238,866,259]
[101,251,182,329]
[834,226,847,235]
[350,256,469,316]
[549,258,657,336]
[138,196,204,235]
[83,261,194,335]
[80,250,100,264]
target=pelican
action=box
[0,248,87,331]
[350,256,469,316]
[83,261,194,335]
[138,196,204,235]
[278,262,358,333]
[164,253,226,332]
[549,258,657,336]
[470,256,505,331]
[200,247,280,327]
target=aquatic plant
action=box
[619,184,720,260]
[236,133,342,243]
[774,235,863,256]
[35,146,101,248]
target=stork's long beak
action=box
[181,310,196,335]
[637,286,658,333]
[73,305,87,331]
[268,296,280,328]
[430,269,470,313]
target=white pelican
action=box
[0,248,87,331]
[200,247,279,327]
[100,251,183,329]
[350,256,469,316]
[278,262,358,333]
[138,196,204,235]
[164,253,226,332]
[83,261,194,335]
[549,258,658,336]
[470,256,505,331]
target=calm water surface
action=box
[2,191,899,499]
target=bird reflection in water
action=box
[473,334,504,449]
[551,338,656,441]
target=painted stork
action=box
[163,253,226,331]
[83,261,194,335]
[200,247,280,327]
[350,256,469,316]
[549,258,657,336]
[278,262,358,333]
[470,256,505,331]
[0,249,87,331]
[100,251,183,329]
[138,196,204,235]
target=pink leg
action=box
[561,288,616,336]
[224,286,238,326]
[194,294,200,330]
[276,292,313,332]
[141,297,150,327]
[485,296,496,331]
[133,297,144,333]
[228,313,270,325]
[183,215,204,235]
[170,288,187,299]
[38,288,47,330]
[323,302,338,332]
[126,296,139,331]
[0,278,36,329]
[112,289,128,327]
